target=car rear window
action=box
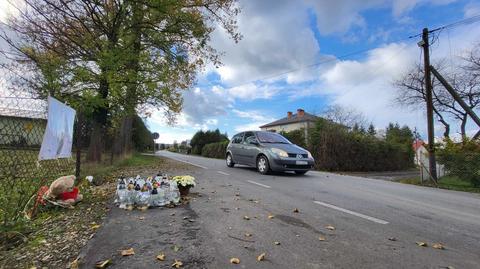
[256,132,291,144]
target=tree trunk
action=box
[87,76,109,162]
[460,114,468,140]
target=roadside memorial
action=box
[115,174,196,210]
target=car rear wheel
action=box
[257,155,270,175]
[295,170,307,175]
[226,153,235,167]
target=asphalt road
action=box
[151,151,480,269]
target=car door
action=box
[229,133,244,164]
[241,132,259,166]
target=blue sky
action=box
[2,1,477,144]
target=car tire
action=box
[295,170,307,175]
[257,155,270,175]
[226,153,235,167]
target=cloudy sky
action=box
[2,0,480,144]
[148,0,480,144]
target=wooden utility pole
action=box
[421,28,438,182]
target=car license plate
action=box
[296,160,308,165]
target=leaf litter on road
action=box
[156,253,166,261]
[293,208,299,213]
[325,225,335,231]
[95,259,111,268]
[120,248,135,256]
[257,253,266,261]
[274,241,281,245]
[268,214,275,219]
[172,259,183,268]
[432,243,445,250]
[243,216,250,220]
[416,242,428,247]
[230,257,240,264]
[318,236,326,241]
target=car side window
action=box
[232,133,243,144]
[243,132,256,144]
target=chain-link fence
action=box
[0,90,79,231]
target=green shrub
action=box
[437,139,480,187]
[201,141,229,159]
[280,129,306,148]
[190,129,228,154]
[308,119,414,171]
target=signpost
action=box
[152,132,159,152]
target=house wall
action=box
[260,121,309,133]
[416,145,446,179]
[0,116,46,147]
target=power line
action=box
[206,14,480,91]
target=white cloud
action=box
[232,109,276,133]
[464,1,480,18]
[208,0,320,86]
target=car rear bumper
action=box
[270,158,315,171]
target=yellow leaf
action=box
[245,233,252,237]
[70,258,79,269]
[274,241,280,245]
[121,248,135,256]
[156,253,166,261]
[318,236,326,241]
[230,257,240,264]
[325,225,335,231]
[257,253,266,261]
[172,259,183,268]
[416,241,428,247]
[432,243,445,250]
[91,224,101,230]
[293,208,299,213]
[243,216,250,220]
[95,259,111,268]
[268,214,274,219]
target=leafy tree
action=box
[190,129,228,154]
[367,123,376,136]
[1,0,240,161]
[280,129,306,148]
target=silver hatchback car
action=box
[226,131,315,175]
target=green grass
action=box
[399,175,480,193]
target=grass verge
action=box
[398,175,480,193]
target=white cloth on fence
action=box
[39,96,76,160]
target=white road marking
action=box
[217,171,230,176]
[163,156,208,169]
[247,180,271,189]
[313,201,389,225]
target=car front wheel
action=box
[226,153,235,167]
[257,155,270,175]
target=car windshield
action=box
[256,132,291,144]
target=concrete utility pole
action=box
[421,28,438,182]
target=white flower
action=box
[172,175,196,187]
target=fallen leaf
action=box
[156,253,165,261]
[172,259,183,268]
[170,213,175,216]
[235,207,240,210]
[121,248,135,256]
[325,225,335,231]
[70,258,79,269]
[293,208,299,213]
[388,237,397,241]
[235,193,240,196]
[432,243,445,250]
[91,224,101,230]
[268,214,274,219]
[243,216,250,220]
[139,217,145,220]
[257,253,266,261]
[172,245,181,252]
[416,242,428,247]
[274,241,280,245]
[318,236,326,241]
[95,259,111,268]
[245,233,252,237]
[230,257,240,264]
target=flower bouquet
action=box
[172,175,196,196]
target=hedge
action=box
[308,119,413,172]
[201,140,229,159]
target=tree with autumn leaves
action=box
[1,0,241,162]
